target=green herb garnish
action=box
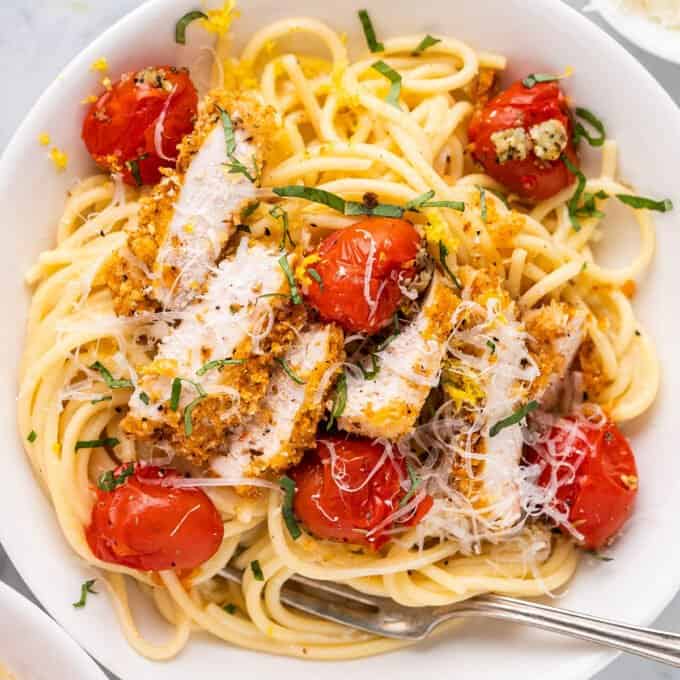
[399,462,422,507]
[73,579,97,608]
[250,559,265,581]
[489,401,539,437]
[616,194,673,212]
[486,339,496,354]
[344,200,404,217]
[327,371,347,429]
[196,358,246,376]
[405,190,464,212]
[90,361,133,390]
[357,353,380,380]
[139,391,150,405]
[217,105,257,182]
[438,240,462,288]
[278,253,302,305]
[562,154,587,231]
[240,201,260,222]
[27,430,37,443]
[522,73,561,88]
[276,357,306,385]
[279,475,302,540]
[573,107,606,147]
[585,549,614,562]
[412,35,441,56]
[91,395,112,404]
[126,159,143,186]
[478,185,487,223]
[236,224,251,233]
[75,437,120,450]
[372,60,402,108]
[307,267,323,288]
[97,462,134,492]
[175,10,208,44]
[270,205,295,250]
[358,9,384,53]
[223,603,237,614]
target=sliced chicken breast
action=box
[211,323,344,481]
[338,271,458,440]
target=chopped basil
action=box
[278,253,302,305]
[438,241,462,288]
[358,9,384,53]
[90,395,112,404]
[307,267,323,288]
[276,357,306,385]
[73,579,97,608]
[371,60,402,108]
[196,358,245,376]
[616,193,673,212]
[270,205,295,250]
[405,190,464,212]
[478,185,487,223]
[327,371,347,430]
[489,401,539,437]
[573,107,606,147]
[562,154,587,231]
[226,155,257,183]
[90,361,133,390]
[412,35,441,56]
[216,105,236,156]
[27,430,37,443]
[574,191,607,220]
[250,559,265,581]
[175,10,207,45]
[273,185,406,218]
[399,462,422,507]
[236,224,251,233]
[126,158,143,186]
[75,437,120,450]
[223,603,237,614]
[139,391,150,405]
[522,73,561,88]
[97,462,134,492]
[279,475,302,540]
[585,549,614,562]
[357,353,380,380]
[486,339,496,354]
[240,201,260,221]
[184,394,206,435]
[170,377,182,411]
[167,378,207,435]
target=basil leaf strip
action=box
[489,401,539,437]
[175,10,208,44]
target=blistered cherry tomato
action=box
[468,80,579,201]
[86,464,223,571]
[290,437,432,549]
[82,66,198,185]
[525,417,638,550]
[302,217,421,334]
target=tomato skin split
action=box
[82,66,198,185]
[86,465,223,571]
[468,80,578,201]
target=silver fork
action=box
[220,565,680,666]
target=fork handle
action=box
[443,595,680,666]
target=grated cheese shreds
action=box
[122,239,304,464]
[212,323,344,481]
[338,271,458,439]
[107,90,277,315]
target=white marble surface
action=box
[1,1,679,679]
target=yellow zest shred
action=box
[81,94,98,105]
[90,57,109,72]
[38,132,50,146]
[295,253,321,288]
[423,207,459,255]
[201,0,240,36]
[49,147,68,171]
[101,76,113,91]
[52,442,61,454]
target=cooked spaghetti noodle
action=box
[18,11,659,661]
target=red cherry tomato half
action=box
[82,66,198,186]
[468,80,578,201]
[302,217,421,334]
[86,465,223,571]
[525,417,638,550]
[290,437,433,549]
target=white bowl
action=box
[585,0,680,64]
[0,581,107,680]
[1,1,680,679]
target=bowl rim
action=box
[2,1,680,679]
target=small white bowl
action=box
[585,0,680,64]
[0,581,107,680]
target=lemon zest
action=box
[90,57,109,72]
[49,147,68,171]
[201,0,240,36]
[38,132,50,146]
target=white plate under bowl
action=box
[1,0,679,679]
[0,581,107,680]
[585,0,680,64]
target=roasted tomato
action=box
[82,66,198,186]
[468,79,578,201]
[86,464,223,571]
[525,416,638,550]
[301,217,421,334]
[290,436,432,549]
